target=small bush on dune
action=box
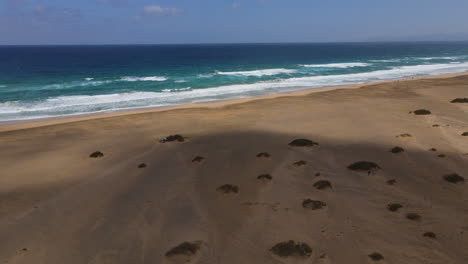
[387,203,403,212]
[406,213,421,221]
[270,240,312,257]
[256,152,271,158]
[443,173,465,184]
[217,184,239,193]
[413,109,431,115]
[423,232,436,239]
[257,174,273,181]
[387,179,396,185]
[347,161,380,171]
[462,132,468,136]
[293,160,307,167]
[302,199,326,210]
[160,134,185,143]
[288,139,319,147]
[138,163,147,168]
[89,151,104,158]
[368,252,384,261]
[390,146,404,153]
[313,180,332,190]
[450,98,468,103]
[192,156,205,163]
[165,241,201,257]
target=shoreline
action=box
[1,71,467,132]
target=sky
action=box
[1,0,468,45]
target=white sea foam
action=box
[120,76,167,82]
[2,62,468,121]
[301,62,371,68]
[369,59,401,63]
[84,77,94,81]
[174,80,188,83]
[0,85,7,88]
[216,68,297,77]
[198,74,214,78]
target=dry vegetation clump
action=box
[387,203,403,212]
[347,161,380,171]
[138,163,147,168]
[89,151,104,158]
[368,252,384,261]
[293,160,307,167]
[413,109,431,115]
[192,156,205,163]
[462,132,468,136]
[443,173,465,184]
[302,199,326,210]
[257,174,273,181]
[390,146,404,153]
[387,179,396,185]
[160,134,185,142]
[423,232,436,239]
[313,180,332,190]
[217,184,239,193]
[256,152,271,158]
[396,133,412,138]
[165,241,201,257]
[450,98,468,103]
[406,213,421,221]
[288,139,319,147]
[270,240,312,257]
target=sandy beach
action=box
[0,73,467,263]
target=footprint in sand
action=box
[443,173,465,184]
[390,146,404,154]
[387,203,403,212]
[347,161,380,171]
[406,213,421,221]
[288,139,319,147]
[138,163,147,168]
[302,199,327,210]
[293,160,307,167]
[423,232,437,239]
[413,109,431,115]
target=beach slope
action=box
[0,75,467,264]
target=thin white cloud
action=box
[143,5,180,16]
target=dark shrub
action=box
[347,161,380,171]
[165,241,200,257]
[217,184,239,193]
[414,109,431,115]
[288,139,319,147]
[390,146,404,153]
[406,213,421,221]
[302,199,326,210]
[387,203,403,212]
[432,124,440,127]
[256,152,271,158]
[450,98,468,103]
[443,173,465,184]
[429,148,437,152]
[160,134,185,143]
[192,156,205,163]
[257,174,273,180]
[89,151,104,158]
[462,132,468,136]
[423,232,436,239]
[293,160,307,167]
[396,133,412,138]
[368,252,384,261]
[387,179,396,185]
[138,163,147,168]
[270,240,312,257]
[313,180,332,190]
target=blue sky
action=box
[1,0,468,45]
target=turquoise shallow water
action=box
[1,42,468,121]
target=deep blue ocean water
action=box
[1,42,468,121]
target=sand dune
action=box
[0,74,467,264]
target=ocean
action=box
[1,42,468,122]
